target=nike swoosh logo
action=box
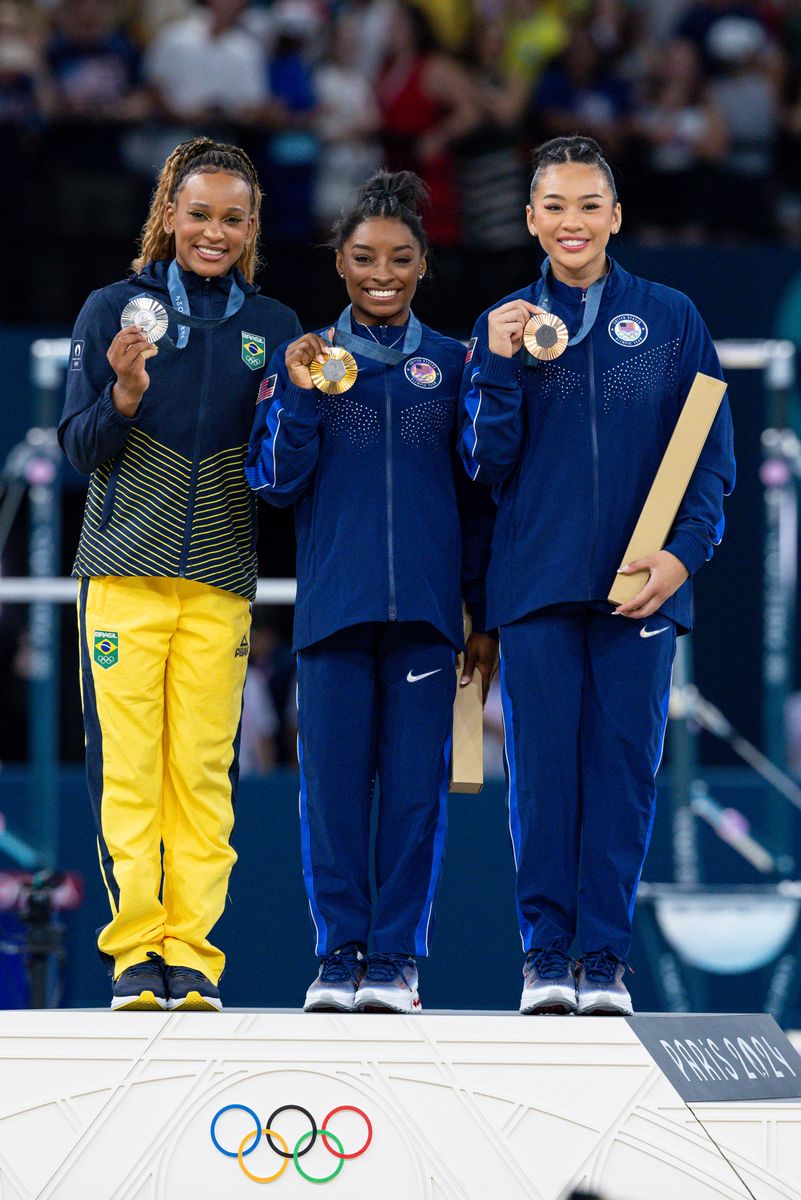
[406,668,443,683]
[640,625,670,639]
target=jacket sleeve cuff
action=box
[465,597,489,635]
[101,382,140,427]
[664,530,709,577]
[477,350,520,388]
[280,381,320,415]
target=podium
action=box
[1,1010,800,1199]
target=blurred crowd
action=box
[4,0,801,246]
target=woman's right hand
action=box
[107,326,158,417]
[487,300,546,358]
[285,329,336,389]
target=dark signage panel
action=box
[628,1014,801,1103]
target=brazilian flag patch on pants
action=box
[94,630,118,669]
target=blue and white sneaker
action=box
[520,947,577,1015]
[304,943,366,1012]
[577,950,633,1015]
[111,952,166,1011]
[165,965,222,1012]
[354,953,421,1013]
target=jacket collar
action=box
[132,259,258,298]
[536,254,629,306]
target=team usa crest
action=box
[609,314,648,347]
[93,630,119,670]
[242,332,266,370]
[465,337,477,365]
[404,357,442,389]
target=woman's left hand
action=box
[613,550,689,619]
[460,632,499,705]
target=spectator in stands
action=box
[412,0,473,52]
[0,2,47,130]
[313,13,382,231]
[631,38,728,242]
[531,25,633,161]
[675,0,769,72]
[501,0,572,89]
[706,15,781,236]
[336,0,396,81]
[143,0,269,126]
[261,4,319,242]
[43,0,148,124]
[375,2,478,247]
[457,12,530,252]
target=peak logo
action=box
[210,1102,372,1184]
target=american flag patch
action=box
[257,373,277,404]
[465,336,477,364]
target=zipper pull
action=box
[581,289,587,303]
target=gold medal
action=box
[523,312,569,362]
[120,297,169,344]
[309,346,358,395]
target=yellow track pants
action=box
[77,576,251,981]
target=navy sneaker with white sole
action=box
[111,952,166,1011]
[165,965,222,1012]
[304,943,366,1012]
[520,947,577,1015]
[577,950,633,1015]
[354,953,421,1013]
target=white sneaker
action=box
[304,943,366,1012]
[520,948,577,1015]
[354,953,421,1013]
[577,951,633,1015]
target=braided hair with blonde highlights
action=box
[132,138,263,281]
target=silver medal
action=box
[120,297,169,344]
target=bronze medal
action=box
[310,346,358,395]
[523,312,569,362]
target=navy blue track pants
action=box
[296,621,456,957]
[499,603,675,961]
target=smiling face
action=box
[526,161,621,289]
[336,217,426,326]
[164,170,255,277]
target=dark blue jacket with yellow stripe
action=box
[58,260,300,599]
[245,314,494,651]
[460,258,736,632]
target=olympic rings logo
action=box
[210,1103,373,1185]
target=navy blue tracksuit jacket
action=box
[59,259,300,599]
[461,258,735,961]
[246,316,494,956]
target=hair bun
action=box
[330,168,430,252]
[358,169,429,217]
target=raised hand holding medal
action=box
[285,327,358,394]
[487,299,547,359]
[107,318,161,418]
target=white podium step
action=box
[0,1011,799,1200]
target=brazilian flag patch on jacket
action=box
[242,332,266,370]
[94,630,119,670]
